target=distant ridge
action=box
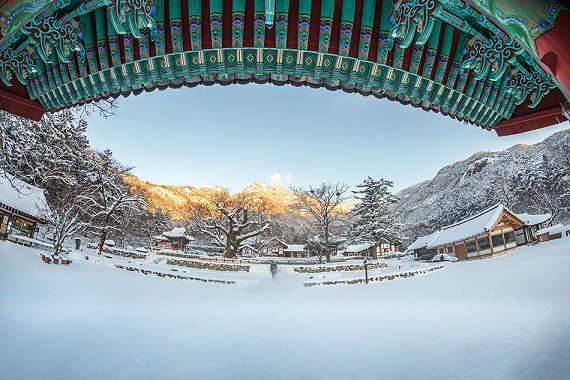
[393,128,570,243]
[126,176,356,218]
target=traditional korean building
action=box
[152,235,169,249]
[281,244,309,258]
[156,227,196,251]
[406,231,440,260]
[535,224,570,242]
[343,243,375,258]
[513,212,552,244]
[427,204,524,260]
[0,173,47,240]
[260,238,288,257]
[344,239,401,259]
[305,239,346,257]
[407,204,552,261]
[239,244,258,257]
[0,1,568,136]
[378,238,401,255]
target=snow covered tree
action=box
[186,189,271,258]
[40,185,90,257]
[0,110,91,195]
[291,182,349,262]
[349,177,400,244]
[267,212,312,244]
[82,150,144,254]
[138,208,173,249]
[485,173,518,210]
[513,154,569,221]
[115,204,146,248]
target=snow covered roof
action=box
[427,204,522,249]
[407,231,441,251]
[0,173,47,219]
[264,237,288,247]
[344,243,374,253]
[162,227,195,241]
[163,227,186,238]
[284,244,306,252]
[241,244,259,252]
[514,212,551,226]
[536,224,568,236]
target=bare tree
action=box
[291,182,350,262]
[40,186,89,257]
[73,98,119,120]
[186,189,271,258]
[82,150,144,254]
[138,208,172,250]
[115,205,146,248]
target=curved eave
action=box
[464,3,569,136]
[495,87,568,136]
[53,70,492,130]
[0,81,45,121]
[0,0,567,136]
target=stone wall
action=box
[114,264,235,284]
[294,262,388,273]
[304,265,445,287]
[167,258,250,272]
[246,257,346,265]
[156,251,201,260]
[102,247,148,260]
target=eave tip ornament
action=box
[265,0,276,28]
[389,0,439,49]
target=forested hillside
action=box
[393,129,570,245]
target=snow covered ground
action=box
[1,239,570,379]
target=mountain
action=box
[393,129,570,244]
[125,176,313,218]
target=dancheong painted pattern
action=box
[0,0,568,136]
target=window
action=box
[10,217,35,237]
[477,236,490,251]
[491,233,504,247]
[446,246,454,253]
[465,240,477,253]
[504,231,515,244]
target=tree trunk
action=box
[324,225,331,263]
[53,238,62,258]
[98,227,108,255]
[224,240,233,258]
[121,230,126,249]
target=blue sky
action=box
[86,84,568,192]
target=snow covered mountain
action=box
[393,129,570,243]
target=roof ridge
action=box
[442,203,503,230]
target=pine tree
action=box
[350,177,400,244]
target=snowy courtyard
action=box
[1,239,570,379]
